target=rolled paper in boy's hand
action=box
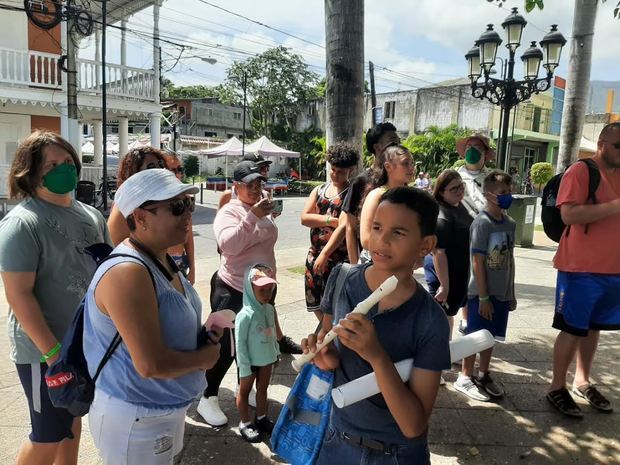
[331,329,495,408]
[291,275,398,372]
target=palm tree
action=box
[557,0,599,172]
[324,0,365,170]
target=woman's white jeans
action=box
[89,390,188,465]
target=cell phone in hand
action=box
[271,199,283,214]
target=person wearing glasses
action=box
[423,170,474,342]
[164,151,196,284]
[0,131,110,465]
[107,147,168,245]
[83,168,222,465]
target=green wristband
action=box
[40,342,61,363]
[479,296,490,302]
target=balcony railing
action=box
[0,47,155,101]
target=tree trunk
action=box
[556,0,598,173]
[325,0,365,171]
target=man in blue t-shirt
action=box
[302,187,451,465]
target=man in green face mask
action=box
[455,134,496,216]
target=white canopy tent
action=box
[203,136,301,180]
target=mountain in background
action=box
[589,81,620,113]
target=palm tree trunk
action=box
[557,0,598,173]
[324,0,365,171]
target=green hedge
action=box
[288,180,324,194]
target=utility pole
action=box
[369,60,377,127]
[242,71,247,156]
[65,0,80,152]
[101,0,109,210]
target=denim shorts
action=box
[316,424,430,465]
[466,296,510,342]
[553,271,620,336]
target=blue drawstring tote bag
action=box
[271,264,352,465]
[271,363,334,465]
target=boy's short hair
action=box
[483,170,512,193]
[326,142,359,168]
[380,186,439,237]
[366,122,397,155]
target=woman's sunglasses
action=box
[447,183,465,194]
[142,197,195,216]
[145,159,166,169]
[171,167,184,174]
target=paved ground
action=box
[0,192,618,464]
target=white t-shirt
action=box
[457,165,489,215]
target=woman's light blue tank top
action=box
[83,243,206,409]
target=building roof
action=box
[88,0,160,25]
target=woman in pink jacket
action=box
[197,160,298,427]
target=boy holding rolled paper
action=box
[454,170,516,402]
[301,187,450,465]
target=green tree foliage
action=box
[530,162,554,186]
[183,155,200,181]
[220,47,320,137]
[288,129,326,180]
[402,125,472,177]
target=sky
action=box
[79,0,620,94]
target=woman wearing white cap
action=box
[82,169,222,465]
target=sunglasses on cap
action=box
[141,197,195,216]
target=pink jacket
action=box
[214,199,278,292]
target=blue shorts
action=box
[553,271,620,337]
[15,363,75,443]
[466,297,510,342]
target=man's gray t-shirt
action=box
[468,211,516,301]
[0,197,110,364]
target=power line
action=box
[194,0,325,49]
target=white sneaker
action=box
[197,396,228,426]
[235,384,257,408]
[454,376,490,402]
[440,375,446,386]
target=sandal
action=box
[546,388,583,418]
[572,385,613,413]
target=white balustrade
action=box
[0,47,155,101]
[0,47,62,88]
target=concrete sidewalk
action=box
[0,233,618,464]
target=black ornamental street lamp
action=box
[466,8,566,170]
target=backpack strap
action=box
[313,263,353,335]
[91,253,157,383]
[566,159,600,238]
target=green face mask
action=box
[42,163,78,195]
[464,147,482,165]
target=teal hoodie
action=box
[235,267,280,377]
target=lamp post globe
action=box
[477,24,503,74]
[501,7,527,51]
[465,44,482,82]
[521,41,544,80]
[540,24,567,73]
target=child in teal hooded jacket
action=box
[235,264,280,443]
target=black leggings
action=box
[204,272,244,397]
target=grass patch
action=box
[288,265,306,275]
[535,224,544,231]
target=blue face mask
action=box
[496,193,513,210]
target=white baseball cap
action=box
[114,168,199,218]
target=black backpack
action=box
[541,158,600,243]
[45,248,155,417]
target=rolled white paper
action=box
[331,329,495,408]
[291,275,398,372]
